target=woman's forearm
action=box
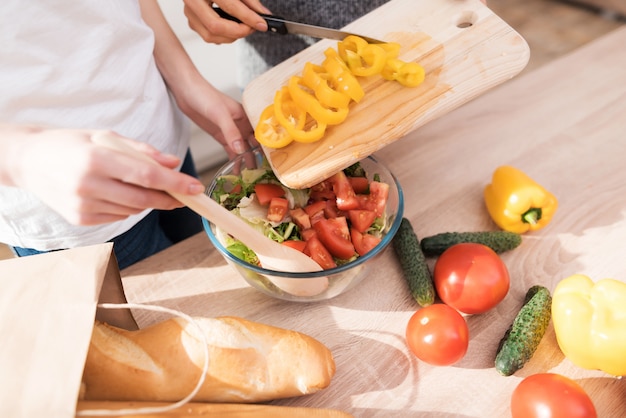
[0,123,40,187]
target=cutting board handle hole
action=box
[454,11,478,29]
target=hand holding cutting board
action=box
[241,0,528,189]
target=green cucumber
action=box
[495,285,552,376]
[391,218,435,307]
[421,231,522,256]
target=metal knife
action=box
[213,6,383,44]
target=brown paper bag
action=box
[0,243,120,418]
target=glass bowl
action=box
[202,148,404,302]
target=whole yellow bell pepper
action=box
[552,274,626,376]
[484,165,558,234]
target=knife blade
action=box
[213,6,383,44]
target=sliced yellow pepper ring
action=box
[395,62,425,87]
[254,104,294,149]
[381,58,425,87]
[301,62,351,109]
[291,114,328,143]
[273,86,306,131]
[338,35,369,57]
[322,48,365,103]
[273,86,327,143]
[381,58,404,81]
[338,35,387,77]
[379,42,401,59]
[288,75,349,125]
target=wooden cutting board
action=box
[76,401,354,417]
[242,0,530,189]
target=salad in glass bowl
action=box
[203,148,403,301]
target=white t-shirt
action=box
[0,0,189,250]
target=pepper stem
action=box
[522,208,542,225]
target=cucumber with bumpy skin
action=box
[392,218,435,307]
[421,231,522,256]
[495,285,552,376]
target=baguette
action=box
[81,316,335,403]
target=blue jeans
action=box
[11,150,203,270]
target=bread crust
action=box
[81,316,335,403]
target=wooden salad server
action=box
[91,134,329,296]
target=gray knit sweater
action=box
[237,0,389,87]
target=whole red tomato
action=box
[405,304,469,366]
[433,243,510,314]
[511,373,597,418]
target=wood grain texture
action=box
[242,0,530,189]
[572,0,626,15]
[76,401,353,417]
[121,27,626,417]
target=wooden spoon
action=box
[91,135,326,287]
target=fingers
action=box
[90,134,205,198]
[207,109,256,157]
[180,89,256,157]
[209,0,269,29]
[183,0,265,44]
[55,143,202,225]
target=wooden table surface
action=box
[121,27,626,417]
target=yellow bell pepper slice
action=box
[301,62,351,109]
[273,86,306,131]
[381,58,425,87]
[322,48,365,103]
[552,274,626,376]
[338,35,387,77]
[291,116,328,144]
[394,62,425,87]
[288,75,349,126]
[379,42,401,59]
[381,58,404,81]
[484,165,558,234]
[273,86,326,143]
[254,104,294,149]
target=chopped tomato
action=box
[289,207,311,230]
[310,179,335,201]
[324,200,342,219]
[267,197,289,223]
[310,211,325,225]
[304,236,337,269]
[348,209,377,233]
[255,183,285,205]
[329,171,360,211]
[351,228,381,256]
[282,240,307,253]
[347,176,369,194]
[301,228,317,241]
[357,181,389,216]
[310,179,332,192]
[310,189,336,201]
[304,201,327,225]
[313,217,355,260]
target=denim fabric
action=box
[11,150,203,269]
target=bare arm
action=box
[138,0,257,157]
